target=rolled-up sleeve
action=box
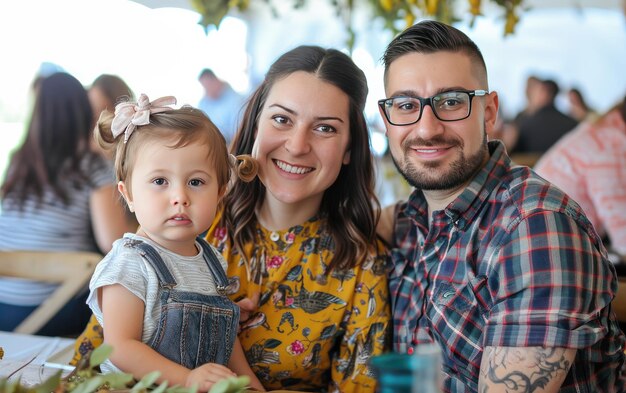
[484,209,616,349]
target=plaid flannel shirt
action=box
[388,141,626,392]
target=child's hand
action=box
[186,363,237,392]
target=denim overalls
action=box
[130,237,239,368]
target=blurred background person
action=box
[88,73,134,122]
[511,78,579,154]
[197,68,246,146]
[87,74,135,160]
[30,62,66,96]
[0,72,133,336]
[514,75,543,122]
[503,75,541,155]
[567,87,597,123]
[487,101,518,153]
[535,95,626,259]
[86,74,138,228]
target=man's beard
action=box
[392,131,488,191]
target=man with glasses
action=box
[377,20,625,392]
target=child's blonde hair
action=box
[94,97,257,201]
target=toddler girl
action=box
[87,94,263,392]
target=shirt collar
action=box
[446,140,510,229]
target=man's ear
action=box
[118,181,133,212]
[484,91,499,135]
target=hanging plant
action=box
[191,0,525,51]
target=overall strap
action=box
[133,240,177,287]
[196,236,229,295]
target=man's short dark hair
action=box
[382,20,488,86]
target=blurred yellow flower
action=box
[192,0,524,50]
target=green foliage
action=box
[190,0,251,33]
[190,0,527,52]
[0,345,251,393]
[208,376,250,393]
[88,346,112,370]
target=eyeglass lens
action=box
[385,91,472,124]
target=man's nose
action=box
[413,105,445,140]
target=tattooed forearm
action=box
[479,346,573,392]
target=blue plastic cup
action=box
[369,344,441,393]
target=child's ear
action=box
[118,181,134,212]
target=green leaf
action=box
[31,371,62,393]
[193,0,230,33]
[150,381,169,393]
[165,385,197,393]
[231,375,250,390]
[101,372,134,389]
[208,379,230,393]
[208,376,250,393]
[89,344,113,369]
[131,371,160,392]
[72,375,104,393]
[0,378,18,393]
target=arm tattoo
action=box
[480,347,571,392]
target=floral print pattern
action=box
[71,213,391,393]
[208,212,391,392]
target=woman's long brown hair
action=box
[1,72,94,208]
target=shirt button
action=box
[407,347,414,355]
[270,231,280,241]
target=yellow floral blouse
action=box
[72,213,390,392]
[208,213,390,392]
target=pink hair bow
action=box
[111,93,177,143]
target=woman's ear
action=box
[118,181,133,212]
[342,149,351,165]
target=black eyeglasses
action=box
[378,89,488,126]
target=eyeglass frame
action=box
[378,89,489,126]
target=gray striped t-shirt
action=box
[87,233,227,374]
[0,153,114,306]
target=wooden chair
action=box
[0,250,101,334]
